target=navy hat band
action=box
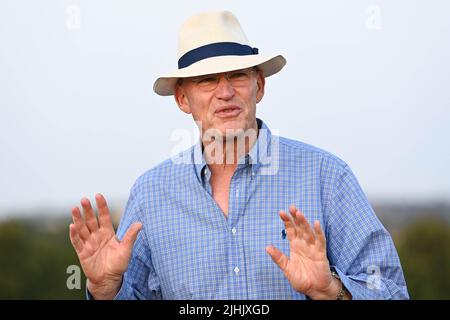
[178,42,259,69]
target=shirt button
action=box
[231,227,237,234]
[234,267,240,274]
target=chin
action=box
[217,120,247,136]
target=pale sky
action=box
[1,0,449,216]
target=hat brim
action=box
[153,54,286,96]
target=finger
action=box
[279,210,297,240]
[69,223,84,253]
[314,220,327,252]
[288,204,297,217]
[81,197,99,233]
[288,205,303,239]
[72,206,91,241]
[95,193,113,231]
[293,210,315,244]
[288,205,300,226]
[279,209,295,225]
[266,245,289,272]
[121,222,143,250]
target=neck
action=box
[202,121,259,174]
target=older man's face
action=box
[174,68,265,139]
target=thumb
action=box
[121,222,143,250]
[266,245,289,272]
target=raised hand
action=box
[266,205,341,300]
[69,193,142,299]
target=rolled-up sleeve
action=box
[325,165,409,300]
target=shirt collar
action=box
[192,118,272,182]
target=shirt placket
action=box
[226,166,249,299]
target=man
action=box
[69,11,409,300]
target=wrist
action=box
[308,269,352,300]
[87,276,123,300]
[308,277,342,300]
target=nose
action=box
[214,75,235,100]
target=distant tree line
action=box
[0,215,449,299]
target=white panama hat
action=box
[153,10,287,96]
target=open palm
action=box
[266,205,334,298]
[69,194,142,287]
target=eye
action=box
[197,76,218,85]
[228,72,248,80]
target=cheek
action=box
[242,89,258,112]
[188,97,213,122]
[243,84,258,104]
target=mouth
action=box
[214,105,242,118]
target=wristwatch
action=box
[331,270,348,300]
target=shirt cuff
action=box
[330,265,390,300]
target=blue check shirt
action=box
[113,118,409,300]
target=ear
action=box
[174,82,192,114]
[255,70,265,103]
